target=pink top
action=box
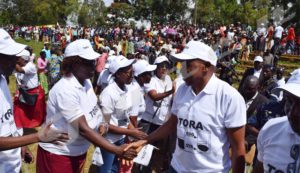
[37,57,48,72]
[96,53,108,73]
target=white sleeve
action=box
[224,89,247,128]
[99,89,114,115]
[56,90,84,123]
[171,84,184,116]
[256,128,264,162]
[23,63,37,75]
[144,78,155,93]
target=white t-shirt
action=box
[15,61,39,89]
[274,26,284,39]
[127,80,146,119]
[142,75,173,125]
[257,116,300,173]
[100,81,132,143]
[170,74,246,173]
[39,74,103,156]
[0,75,23,173]
[254,69,262,79]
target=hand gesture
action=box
[128,128,148,140]
[38,123,69,144]
[117,143,138,160]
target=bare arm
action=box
[226,126,246,173]
[252,160,264,173]
[0,134,39,151]
[73,116,123,155]
[146,115,177,144]
[148,88,174,102]
[0,123,68,151]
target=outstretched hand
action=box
[38,123,69,144]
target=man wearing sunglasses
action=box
[253,69,300,173]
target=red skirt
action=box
[13,85,46,128]
[36,146,87,173]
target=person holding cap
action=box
[13,49,46,128]
[239,55,264,92]
[96,55,147,173]
[36,40,138,172]
[0,28,68,173]
[130,41,246,173]
[253,69,300,173]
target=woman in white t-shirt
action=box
[96,55,147,173]
[36,40,138,173]
[0,28,68,173]
[13,49,46,128]
[139,55,175,172]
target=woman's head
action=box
[154,56,170,79]
[109,56,135,86]
[133,60,157,86]
[62,39,100,83]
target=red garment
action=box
[36,146,87,173]
[287,27,295,41]
[13,85,46,128]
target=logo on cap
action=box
[83,46,89,49]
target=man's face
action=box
[242,82,258,100]
[263,67,273,79]
[182,59,207,86]
[254,61,263,71]
[0,55,17,76]
[285,92,300,136]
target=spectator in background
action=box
[259,64,278,101]
[47,47,64,89]
[286,24,295,54]
[42,42,51,60]
[37,51,48,94]
[239,56,264,92]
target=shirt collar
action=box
[112,81,127,94]
[247,92,258,102]
[201,74,218,95]
[64,74,90,90]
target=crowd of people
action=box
[0,20,299,173]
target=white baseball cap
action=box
[172,41,217,66]
[154,55,169,64]
[275,69,300,98]
[64,39,100,60]
[109,55,135,74]
[0,28,26,55]
[254,56,263,62]
[16,49,30,61]
[133,60,157,77]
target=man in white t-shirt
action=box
[131,41,246,173]
[0,28,68,173]
[274,25,284,40]
[253,69,300,173]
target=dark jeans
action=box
[96,138,125,173]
